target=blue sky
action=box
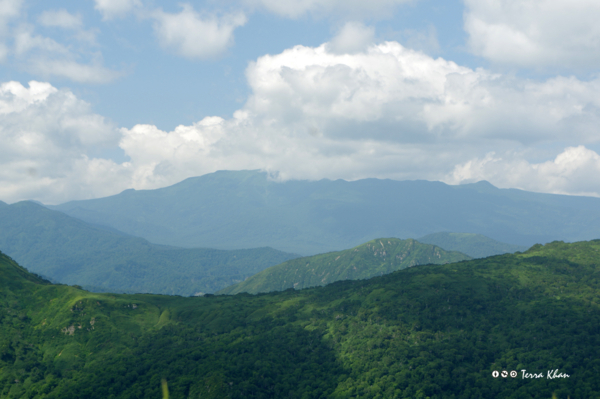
[1,0,600,204]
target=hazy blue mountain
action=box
[417,232,528,258]
[218,238,471,295]
[49,169,600,255]
[0,201,298,295]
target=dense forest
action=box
[1,240,600,398]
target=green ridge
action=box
[218,238,471,294]
[1,241,600,397]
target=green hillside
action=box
[218,238,471,295]
[418,232,528,258]
[2,241,600,398]
[49,170,600,255]
[0,201,298,296]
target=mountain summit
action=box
[49,170,600,255]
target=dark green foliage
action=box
[49,170,600,255]
[417,232,528,258]
[0,201,298,296]
[218,238,471,294]
[2,240,600,398]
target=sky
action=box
[1,0,600,204]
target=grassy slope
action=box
[1,241,600,398]
[417,232,528,258]
[218,238,472,295]
[49,170,600,255]
[0,201,298,295]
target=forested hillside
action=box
[0,201,298,295]
[218,238,471,294]
[1,241,600,397]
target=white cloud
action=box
[38,9,82,29]
[244,41,600,145]
[0,81,125,204]
[0,0,21,32]
[28,58,123,84]
[151,4,246,59]
[327,22,375,54]
[93,0,141,20]
[12,25,120,83]
[14,25,69,55]
[0,0,22,61]
[464,0,600,69]
[242,0,415,19]
[446,146,600,197]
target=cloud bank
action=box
[2,37,600,204]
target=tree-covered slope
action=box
[0,201,298,296]
[218,238,471,295]
[2,241,600,398]
[417,232,528,258]
[48,170,600,255]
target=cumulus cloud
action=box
[151,4,246,59]
[93,0,141,20]
[242,0,415,19]
[244,41,600,145]
[464,0,600,69]
[0,81,125,203]
[446,146,600,197]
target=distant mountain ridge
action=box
[0,201,298,295]
[417,232,528,258]
[47,170,600,255]
[218,238,471,294]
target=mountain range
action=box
[48,170,600,255]
[417,232,527,258]
[0,201,297,296]
[218,238,471,294]
[1,240,599,397]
